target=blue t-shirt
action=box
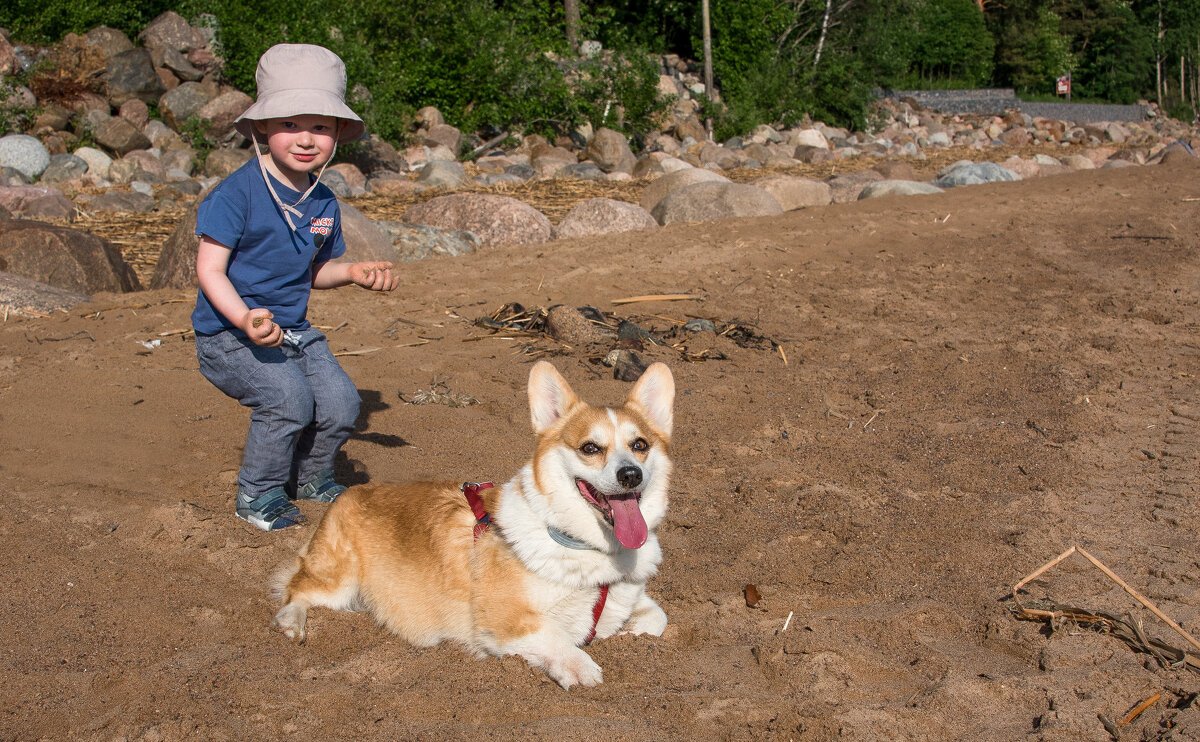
[191,157,346,335]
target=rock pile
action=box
[0,14,1198,315]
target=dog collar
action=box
[461,481,609,644]
[547,526,598,551]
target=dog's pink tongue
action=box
[609,494,648,549]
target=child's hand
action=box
[351,262,399,292]
[244,308,283,347]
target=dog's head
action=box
[526,361,674,550]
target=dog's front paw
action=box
[541,646,603,689]
[273,603,307,642]
[623,598,667,636]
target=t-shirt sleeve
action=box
[195,187,248,248]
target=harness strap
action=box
[461,481,494,541]
[584,585,609,645]
[460,481,610,644]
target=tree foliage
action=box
[2,0,1199,140]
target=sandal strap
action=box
[296,470,346,503]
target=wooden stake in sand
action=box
[611,294,703,305]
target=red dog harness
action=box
[461,482,610,644]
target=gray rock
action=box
[403,193,553,248]
[130,181,155,197]
[318,169,353,198]
[934,161,1021,188]
[503,163,537,180]
[88,190,155,213]
[416,160,469,189]
[162,47,204,82]
[420,124,462,155]
[0,167,31,187]
[159,82,215,130]
[196,90,254,138]
[138,11,204,52]
[827,170,884,203]
[93,117,152,156]
[555,162,606,180]
[555,198,657,239]
[375,221,480,262]
[84,27,135,61]
[638,166,729,212]
[585,127,636,174]
[650,181,782,226]
[0,220,139,292]
[0,270,92,316]
[858,180,945,199]
[204,148,252,178]
[343,135,407,175]
[106,48,166,107]
[40,154,89,183]
[0,135,50,179]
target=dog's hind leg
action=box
[621,592,667,636]
[272,512,360,642]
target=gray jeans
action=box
[195,327,360,496]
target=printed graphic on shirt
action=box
[310,216,334,236]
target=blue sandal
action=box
[295,470,346,503]
[237,487,306,531]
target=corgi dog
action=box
[272,361,675,688]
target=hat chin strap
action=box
[250,131,338,232]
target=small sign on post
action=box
[1056,74,1071,100]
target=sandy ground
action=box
[2,157,1199,741]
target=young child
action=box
[192,44,399,531]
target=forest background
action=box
[1,0,1198,146]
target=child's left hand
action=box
[350,262,399,292]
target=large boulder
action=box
[416,160,469,189]
[0,271,93,316]
[83,27,135,61]
[637,167,729,212]
[375,221,480,262]
[751,175,832,211]
[150,200,200,289]
[827,170,884,203]
[403,193,553,247]
[0,221,140,293]
[335,202,396,263]
[554,198,657,239]
[650,182,782,226]
[0,186,77,222]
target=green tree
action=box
[988,1,1075,94]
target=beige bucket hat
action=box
[234,44,365,144]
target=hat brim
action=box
[235,89,365,144]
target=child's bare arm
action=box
[312,261,400,292]
[196,236,283,347]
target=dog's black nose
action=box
[617,466,642,489]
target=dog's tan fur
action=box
[273,361,674,688]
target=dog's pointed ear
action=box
[627,362,674,438]
[528,361,580,434]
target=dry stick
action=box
[1118,692,1162,727]
[333,347,382,357]
[1012,545,1200,654]
[776,343,788,366]
[612,294,703,305]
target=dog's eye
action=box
[631,438,649,452]
[579,441,601,455]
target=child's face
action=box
[254,115,340,181]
